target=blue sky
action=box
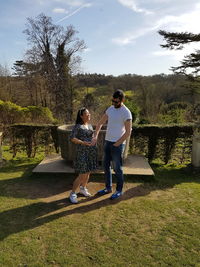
[0,0,200,76]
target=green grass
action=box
[0,150,200,266]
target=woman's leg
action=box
[72,173,86,193]
[80,172,92,196]
[70,174,86,204]
[81,172,90,187]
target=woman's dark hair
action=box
[113,90,125,101]
[76,107,87,124]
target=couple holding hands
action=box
[69,90,132,204]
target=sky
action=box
[0,0,200,76]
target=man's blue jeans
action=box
[104,141,125,192]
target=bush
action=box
[125,100,140,122]
[5,124,59,158]
[132,124,193,164]
[23,106,55,124]
[159,102,190,124]
[0,100,55,125]
[0,100,22,125]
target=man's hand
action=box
[91,137,97,146]
[113,142,120,147]
[91,113,108,146]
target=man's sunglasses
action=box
[112,99,121,104]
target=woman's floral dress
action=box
[70,124,97,174]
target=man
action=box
[92,90,132,199]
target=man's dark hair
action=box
[113,90,125,101]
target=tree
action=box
[159,30,200,103]
[0,64,10,77]
[159,30,200,77]
[22,13,86,122]
[12,60,48,107]
[0,64,12,101]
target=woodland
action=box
[0,71,199,125]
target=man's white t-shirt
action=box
[105,104,132,142]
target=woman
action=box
[69,107,97,204]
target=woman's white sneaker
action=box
[69,192,78,204]
[80,186,91,197]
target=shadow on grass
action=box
[0,165,200,240]
[0,182,169,241]
[0,173,75,199]
[0,161,199,200]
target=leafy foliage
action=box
[23,106,55,123]
[0,100,55,125]
[0,100,22,125]
[158,102,190,124]
[0,71,198,124]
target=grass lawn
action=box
[0,149,200,266]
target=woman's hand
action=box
[82,141,92,146]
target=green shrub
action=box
[125,100,140,122]
[0,101,23,125]
[0,100,55,125]
[24,106,55,123]
[159,102,190,124]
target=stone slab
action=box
[32,154,154,176]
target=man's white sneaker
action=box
[80,186,91,197]
[69,192,78,204]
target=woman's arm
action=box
[71,137,91,146]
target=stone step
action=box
[32,154,154,176]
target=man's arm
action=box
[113,119,132,147]
[92,113,108,145]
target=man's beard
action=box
[114,104,121,109]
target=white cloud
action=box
[53,8,68,14]
[15,40,26,46]
[153,49,186,61]
[117,0,153,15]
[153,43,200,61]
[54,0,84,6]
[56,3,92,23]
[152,3,200,60]
[112,26,155,45]
[154,3,200,33]
[34,0,86,7]
[83,47,92,53]
[113,2,200,46]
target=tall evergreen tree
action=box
[159,30,200,78]
[159,30,200,103]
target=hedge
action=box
[1,123,195,164]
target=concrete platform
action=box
[32,154,154,176]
